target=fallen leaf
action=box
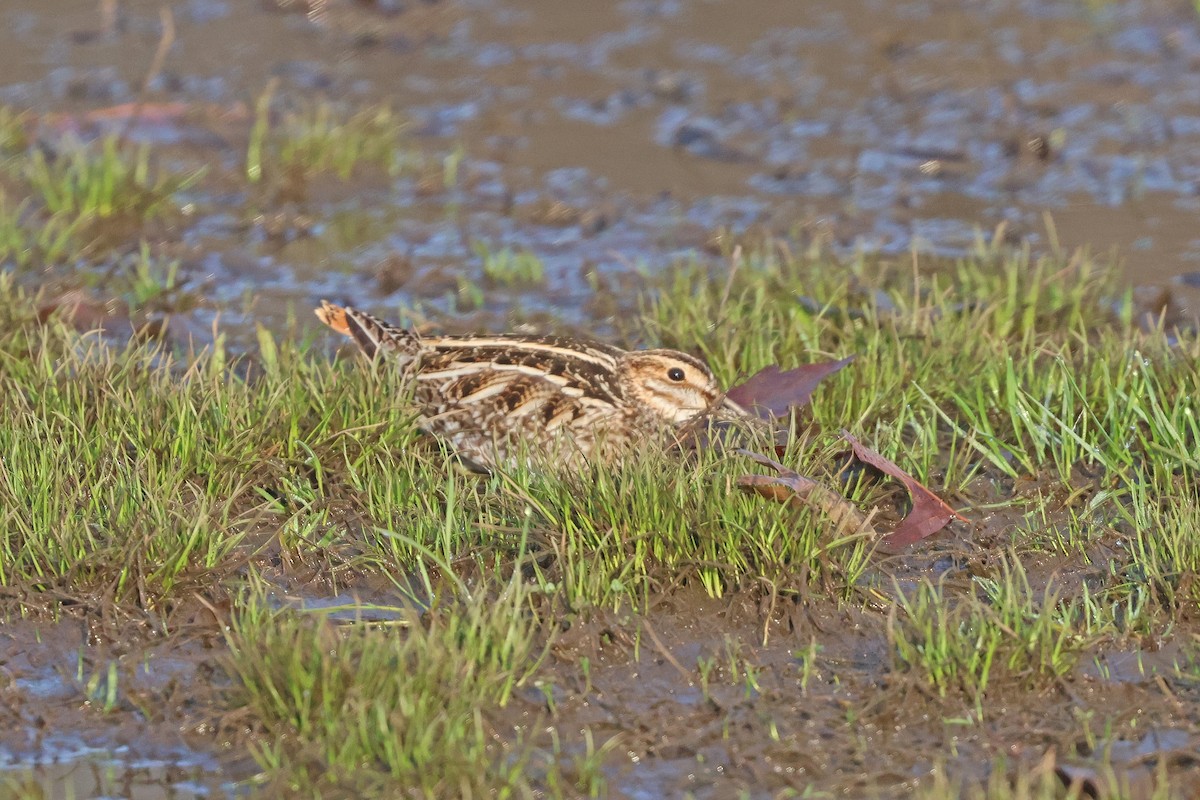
[726,357,855,419]
[36,290,163,340]
[81,101,192,125]
[841,430,965,550]
[35,102,249,143]
[735,450,876,539]
[36,290,128,332]
[736,437,964,552]
[36,102,187,138]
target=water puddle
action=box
[1,0,1198,346]
[0,617,257,799]
[1,739,240,800]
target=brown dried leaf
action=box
[36,102,248,142]
[726,357,855,419]
[735,450,876,539]
[36,291,163,340]
[37,102,188,139]
[82,101,192,125]
[841,430,965,550]
[37,290,129,332]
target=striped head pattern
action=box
[617,350,723,424]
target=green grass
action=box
[0,107,203,274]
[227,568,544,796]
[2,103,1200,793]
[0,106,29,153]
[886,557,1104,709]
[0,196,84,268]
[5,245,1200,793]
[477,243,547,287]
[21,134,201,220]
[247,96,415,183]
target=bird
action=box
[315,301,743,471]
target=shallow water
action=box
[0,616,254,799]
[1,744,239,800]
[4,0,1200,343]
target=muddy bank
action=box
[3,0,1200,343]
[0,607,256,798]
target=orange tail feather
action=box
[315,300,351,336]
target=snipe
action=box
[316,301,742,471]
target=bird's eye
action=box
[667,367,686,382]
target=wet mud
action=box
[5,0,1200,342]
[5,0,1200,796]
[500,512,1200,798]
[0,607,256,798]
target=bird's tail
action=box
[315,301,419,360]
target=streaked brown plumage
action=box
[315,301,742,471]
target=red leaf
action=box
[726,356,855,419]
[842,431,966,550]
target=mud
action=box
[4,498,1200,796]
[502,564,1200,797]
[5,0,1200,344]
[6,0,1200,796]
[0,609,256,798]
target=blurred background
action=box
[4,0,1200,345]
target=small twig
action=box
[1155,674,1183,710]
[116,6,176,148]
[331,421,389,438]
[192,591,227,628]
[142,7,176,94]
[758,576,778,647]
[715,244,743,324]
[640,617,692,683]
[98,0,118,37]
